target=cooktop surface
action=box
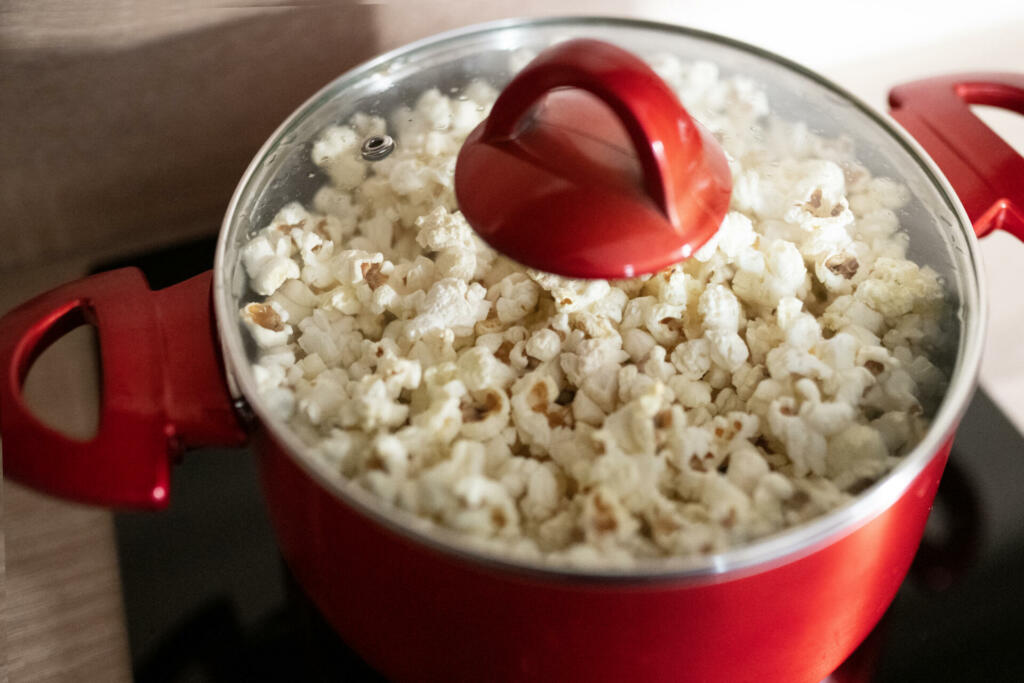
[107,237,1024,682]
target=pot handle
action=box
[888,73,1024,240]
[0,268,246,509]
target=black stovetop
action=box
[106,237,1024,682]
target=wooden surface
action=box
[3,485,132,683]
[1,256,133,683]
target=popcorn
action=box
[510,372,572,452]
[699,284,743,333]
[241,301,292,348]
[871,411,917,453]
[268,279,322,324]
[560,337,629,388]
[456,346,514,391]
[726,446,770,495]
[622,328,657,363]
[528,271,611,312]
[525,328,562,362]
[312,187,360,238]
[349,376,410,431]
[415,206,474,251]
[492,273,541,324]
[767,396,827,477]
[241,231,300,296]
[732,239,807,307]
[667,376,713,409]
[581,486,639,543]
[295,368,347,426]
[827,424,891,491]
[707,331,750,372]
[522,462,561,521]
[855,257,944,319]
[405,278,490,341]
[239,57,950,567]
[312,125,367,188]
[668,338,708,379]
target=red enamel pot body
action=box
[3,18,1023,683]
[258,426,951,683]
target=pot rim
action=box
[213,15,986,583]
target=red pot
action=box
[2,18,1022,683]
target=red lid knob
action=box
[455,39,732,279]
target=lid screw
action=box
[361,134,395,161]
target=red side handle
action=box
[889,73,1024,240]
[0,268,247,509]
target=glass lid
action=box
[214,17,983,579]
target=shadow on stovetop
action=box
[131,570,384,683]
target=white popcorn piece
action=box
[667,376,713,409]
[560,337,629,388]
[732,239,807,307]
[580,486,639,543]
[271,271,322,315]
[638,347,674,384]
[460,388,510,441]
[240,301,292,348]
[405,278,491,341]
[671,338,711,379]
[765,345,833,382]
[415,206,474,251]
[312,187,359,238]
[726,446,770,495]
[871,411,919,454]
[731,362,766,403]
[456,346,515,392]
[529,270,611,313]
[827,424,891,491]
[525,328,562,362]
[744,317,784,365]
[492,272,541,324]
[510,372,572,452]
[856,259,943,319]
[295,368,347,426]
[571,389,606,427]
[348,376,409,431]
[241,231,300,296]
[312,125,367,188]
[794,379,854,436]
[707,331,750,372]
[817,332,860,371]
[391,256,436,294]
[410,384,464,445]
[701,474,751,529]
[622,328,657,363]
[767,396,827,477]
[699,284,743,334]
